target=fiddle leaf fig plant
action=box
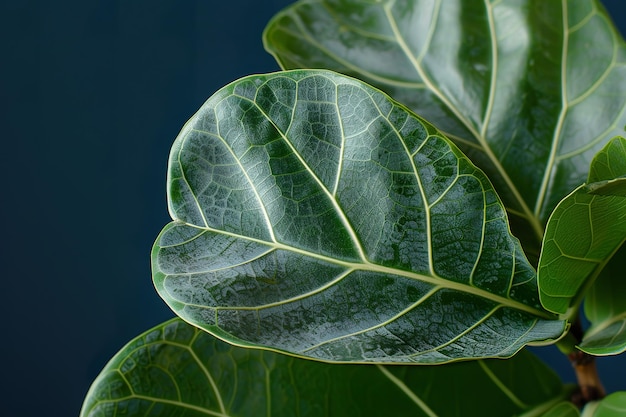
[81,0,626,416]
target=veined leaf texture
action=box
[152,70,563,364]
[81,319,573,417]
[264,0,626,259]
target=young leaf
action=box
[81,318,574,417]
[582,392,626,416]
[152,70,563,364]
[263,0,626,259]
[587,137,626,183]
[579,138,626,354]
[579,245,626,355]
[537,137,626,316]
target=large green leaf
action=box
[537,137,626,316]
[152,70,563,364]
[263,0,626,259]
[81,318,575,417]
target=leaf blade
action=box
[538,137,626,316]
[580,245,626,355]
[81,318,573,417]
[153,70,563,364]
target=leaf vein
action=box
[376,365,439,417]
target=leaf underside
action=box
[81,318,573,417]
[263,0,626,260]
[152,70,563,364]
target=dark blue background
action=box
[1,2,624,416]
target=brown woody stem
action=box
[567,317,606,408]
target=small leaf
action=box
[588,137,626,183]
[538,137,626,315]
[577,137,626,355]
[81,318,574,417]
[582,392,626,417]
[152,70,563,364]
[579,245,626,355]
[263,0,626,259]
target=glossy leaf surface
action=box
[81,318,574,417]
[152,70,563,363]
[263,0,626,258]
[538,137,626,316]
